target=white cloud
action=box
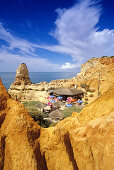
[41,0,114,62]
[61,62,79,70]
[0,50,60,72]
[0,0,114,72]
[54,0,100,46]
[0,22,60,72]
[0,22,35,55]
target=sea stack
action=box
[14,63,31,85]
[8,57,114,103]
[8,63,76,102]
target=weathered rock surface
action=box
[14,63,32,85]
[76,57,114,93]
[8,64,76,102]
[8,56,114,104]
[0,78,41,169]
[0,77,114,169]
[75,56,114,104]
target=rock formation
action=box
[14,63,32,85]
[75,56,114,103]
[8,64,76,102]
[8,56,114,104]
[0,76,114,169]
[76,56,114,93]
[0,78,41,169]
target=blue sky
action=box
[0,0,114,72]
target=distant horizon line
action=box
[0,71,78,73]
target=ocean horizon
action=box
[0,72,77,90]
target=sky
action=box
[0,0,114,72]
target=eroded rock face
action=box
[8,57,114,103]
[0,78,10,111]
[75,56,114,104]
[8,63,76,102]
[0,78,41,169]
[0,78,114,170]
[76,56,114,93]
[14,63,32,85]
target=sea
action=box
[0,72,77,90]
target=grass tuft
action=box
[62,106,82,119]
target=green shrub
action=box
[85,98,88,101]
[23,101,38,107]
[89,89,95,93]
[85,102,88,105]
[89,94,94,97]
[86,87,90,92]
[37,115,51,128]
[101,56,107,58]
[86,87,96,93]
[49,122,58,127]
[81,84,88,89]
[62,106,82,119]
[98,92,101,96]
[29,111,51,128]
[23,101,50,128]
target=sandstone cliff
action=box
[8,64,76,102]
[76,57,114,93]
[8,56,114,104]
[75,56,114,104]
[0,77,114,169]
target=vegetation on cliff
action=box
[0,56,114,169]
[23,101,51,128]
[0,77,114,170]
[23,101,83,127]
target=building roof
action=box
[53,88,84,96]
[35,102,46,109]
[49,110,62,120]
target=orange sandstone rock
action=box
[0,77,114,170]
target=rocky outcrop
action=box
[0,77,114,169]
[8,56,114,104]
[76,56,114,103]
[0,78,10,111]
[13,63,32,85]
[76,56,114,93]
[0,78,41,169]
[8,64,76,102]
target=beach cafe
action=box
[48,88,84,101]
